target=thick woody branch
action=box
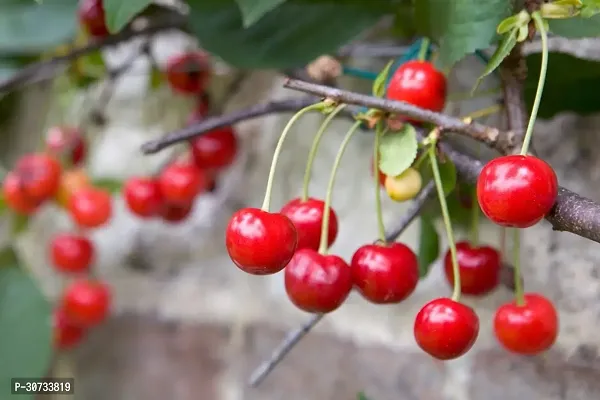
[284,78,518,154]
[499,43,528,149]
[285,79,600,245]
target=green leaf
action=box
[472,29,517,92]
[414,0,511,68]
[356,392,370,400]
[11,213,30,236]
[438,157,457,196]
[378,124,419,177]
[102,0,153,33]
[372,60,394,98]
[235,0,288,27]
[417,216,439,278]
[0,0,78,54]
[524,52,600,118]
[187,0,393,69]
[0,250,52,395]
[548,13,600,37]
[92,178,123,193]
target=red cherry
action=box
[53,308,86,350]
[158,162,207,205]
[493,293,558,355]
[414,298,479,360]
[165,52,211,95]
[15,153,62,200]
[186,94,211,125]
[2,172,41,215]
[50,234,94,274]
[61,279,111,327]
[386,60,447,123]
[160,202,194,223]
[190,126,238,170]
[46,126,87,166]
[77,0,109,38]
[68,187,112,228]
[443,241,501,296]
[225,208,297,275]
[351,242,419,304]
[280,197,338,252]
[477,155,558,228]
[284,248,352,313]
[123,177,163,218]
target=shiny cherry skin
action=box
[414,298,479,360]
[386,60,447,123]
[61,279,111,327]
[284,248,352,313]
[190,126,238,170]
[493,293,558,355]
[53,308,86,350]
[78,0,109,38]
[280,197,338,252]
[158,162,207,205]
[68,187,112,228]
[165,51,211,95]
[443,241,501,296]
[477,155,558,228]
[14,153,62,201]
[160,202,194,223]
[225,208,297,275]
[124,177,163,218]
[46,126,87,166]
[50,233,95,274]
[2,172,41,215]
[351,242,419,304]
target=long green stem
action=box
[318,121,363,254]
[261,103,324,211]
[520,12,549,156]
[301,104,347,201]
[428,141,461,301]
[469,187,480,246]
[417,38,430,62]
[512,228,525,306]
[374,122,386,243]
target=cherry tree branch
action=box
[248,181,435,387]
[0,8,186,94]
[140,97,357,154]
[284,78,519,154]
[499,43,528,149]
[284,79,600,245]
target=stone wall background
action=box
[4,29,600,400]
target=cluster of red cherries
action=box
[3,127,112,350]
[225,58,560,360]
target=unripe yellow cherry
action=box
[385,167,422,202]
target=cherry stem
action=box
[318,121,363,254]
[301,104,347,202]
[520,11,548,156]
[417,38,430,62]
[428,136,461,302]
[261,103,324,211]
[512,228,525,306]
[374,122,387,243]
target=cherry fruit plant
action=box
[0,0,600,395]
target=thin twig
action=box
[0,9,186,94]
[247,181,435,388]
[140,97,357,154]
[283,78,518,154]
